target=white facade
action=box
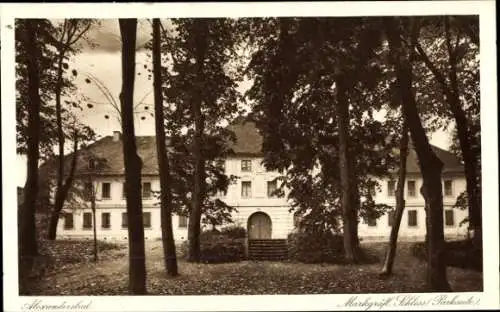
[57,156,469,242]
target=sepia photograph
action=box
[2,1,499,311]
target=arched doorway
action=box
[247,212,272,239]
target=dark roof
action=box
[39,120,464,177]
[226,120,264,156]
[405,144,464,174]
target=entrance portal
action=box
[247,212,272,239]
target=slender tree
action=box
[152,18,178,276]
[85,156,104,263]
[187,19,209,262]
[18,19,42,291]
[380,119,409,275]
[48,19,93,240]
[119,18,147,294]
[384,17,450,291]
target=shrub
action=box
[179,229,246,263]
[288,230,345,264]
[220,225,247,239]
[411,240,482,272]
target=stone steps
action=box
[248,239,288,261]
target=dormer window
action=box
[241,159,252,172]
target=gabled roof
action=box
[39,120,464,177]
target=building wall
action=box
[362,172,469,240]
[57,156,469,241]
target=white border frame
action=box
[1,1,498,311]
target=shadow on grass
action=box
[411,239,483,272]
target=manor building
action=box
[49,121,469,242]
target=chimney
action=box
[113,131,121,142]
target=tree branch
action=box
[414,40,451,97]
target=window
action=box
[178,215,188,228]
[241,181,252,198]
[142,182,152,199]
[121,212,128,228]
[83,212,92,229]
[445,209,455,226]
[122,183,126,199]
[387,180,396,197]
[366,217,377,227]
[387,210,395,227]
[143,212,151,228]
[407,180,416,197]
[267,180,277,198]
[444,180,453,197]
[408,210,418,227]
[64,213,74,229]
[102,182,111,199]
[293,213,301,228]
[101,212,111,229]
[88,159,96,170]
[241,159,252,172]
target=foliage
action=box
[452,191,470,227]
[144,18,246,231]
[179,230,246,263]
[16,19,60,158]
[244,17,399,233]
[16,19,97,160]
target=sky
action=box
[15,19,452,186]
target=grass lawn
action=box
[26,240,483,295]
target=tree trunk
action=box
[335,79,361,263]
[152,18,178,276]
[384,17,450,291]
[47,136,79,240]
[50,45,66,241]
[443,18,481,247]
[91,178,98,262]
[380,119,409,275]
[19,19,42,290]
[119,18,147,295]
[92,197,98,262]
[187,19,208,263]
